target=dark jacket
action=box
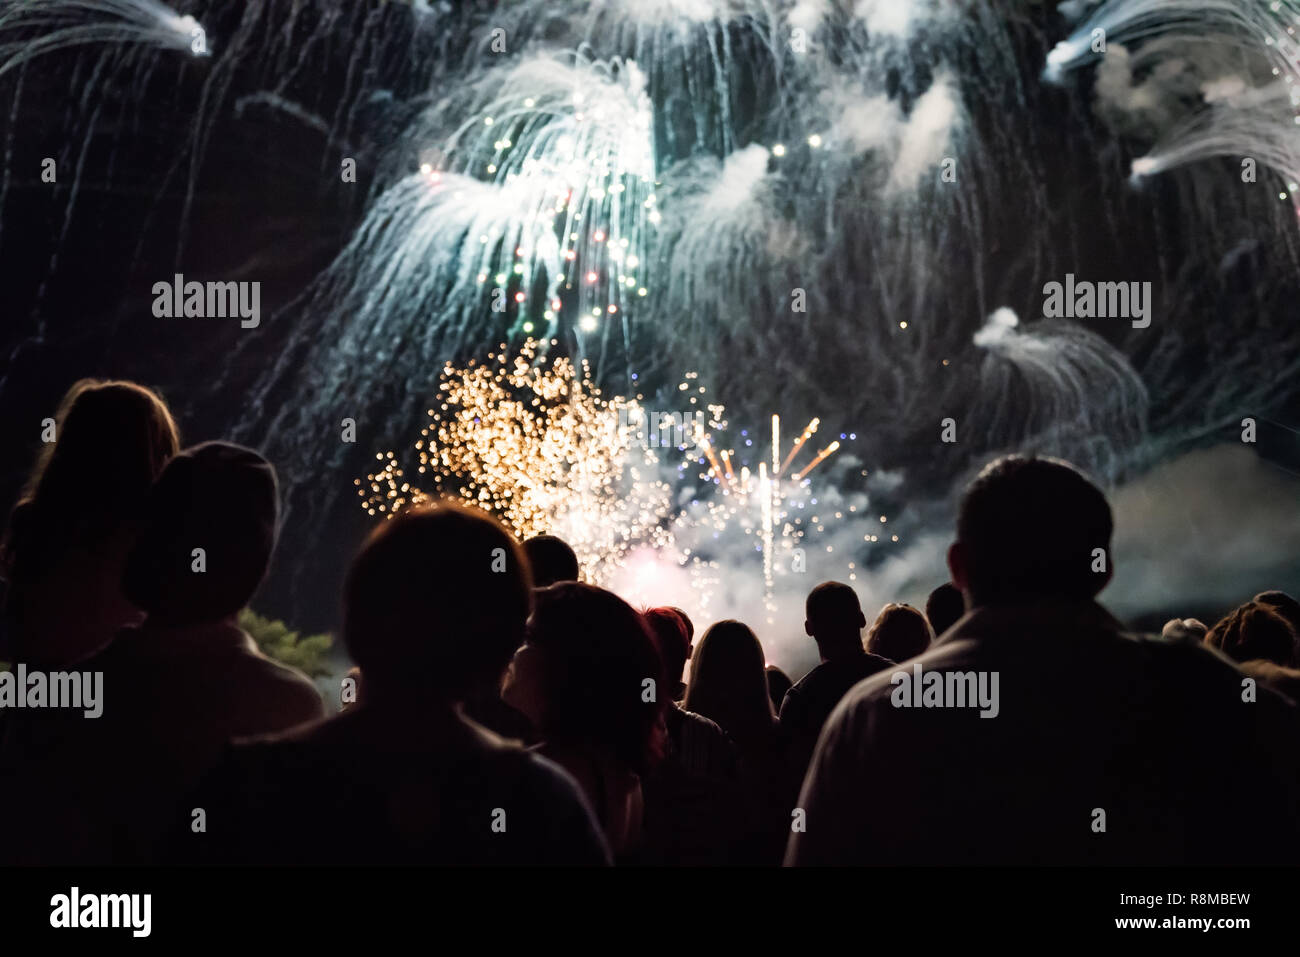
[787,600,1300,865]
[0,619,324,864]
[176,706,611,866]
[780,650,894,779]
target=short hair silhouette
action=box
[122,442,276,624]
[865,603,933,663]
[5,378,179,570]
[667,606,695,642]
[804,582,865,643]
[800,579,863,655]
[925,582,965,636]
[955,455,1112,605]
[343,502,532,700]
[643,606,691,692]
[523,534,580,587]
[1206,602,1297,667]
[526,582,662,774]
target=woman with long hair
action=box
[684,619,795,863]
[1,379,180,665]
[501,581,665,860]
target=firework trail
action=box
[972,307,1150,477]
[1048,0,1300,209]
[0,0,208,78]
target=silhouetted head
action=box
[342,502,532,703]
[668,606,695,642]
[5,379,179,573]
[765,665,793,712]
[123,442,276,625]
[643,606,691,698]
[865,603,933,663]
[950,455,1113,607]
[1206,602,1297,667]
[503,582,662,774]
[522,534,580,587]
[925,582,965,637]
[804,581,867,657]
[1255,591,1300,639]
[684,620,774,745]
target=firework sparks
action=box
[357,339,674,585]
[358,343,844,623]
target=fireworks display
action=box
[358,339,673,587]
[1047,0,1300,212]
[4,0,1300,658]
[358,341,849,625]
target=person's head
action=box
[950,455,1113,608]
[1255,591,1300,639]
[643,606,691,699]
[925,582,965,637]
[522,534,579,587]
[669,605,696,664]
[502,582,662,774]
[1161,618,1208,643]
[804,581,867,656]
[5,379,179,566]
[765,665,792,713]
[668,606,694,642]
[684,620,774,742]
[1205,602,1297,667]
[341,501,532,704]
[865,603,933,663]
[122,442,277,626]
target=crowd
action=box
[1,378,1299,866]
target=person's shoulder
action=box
[676,704,726,739]
[79,623,152,682]
[516,748,580,792]
[519,750,613,863]
[1145,634,1300,713]
[786,661,830,698]
[837,665,898,714]
[779,668,815,721]
[445,718,574,791]
[839,652,895,688]
[1125,629,1272,691]
[676,705,738,755]
[221,709,348,788]
[860,652,895,675]
[231,632,327,723]
[833,645,965,719]
[1128,629,1230,668]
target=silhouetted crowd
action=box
[2,378,1299,866]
